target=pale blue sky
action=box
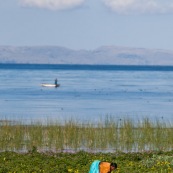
[0,0,173,50]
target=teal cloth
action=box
[89,160,100,173]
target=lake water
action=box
[1,64,173,124]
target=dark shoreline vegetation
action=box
[0,118,173,172]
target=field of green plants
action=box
[0,118,173,172]
[0,150,173,172]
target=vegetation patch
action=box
[0,150,173,172]
[0,118,173,153]
[0,118,173,172]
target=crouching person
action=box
[89,160,117,173]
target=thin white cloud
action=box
[103,0,173,14]
[19,0,85,10]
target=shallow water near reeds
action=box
[0,119,173,153]
[0,64,173,124]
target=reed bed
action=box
[0,118,173,153]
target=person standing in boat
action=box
[55,78,58,85]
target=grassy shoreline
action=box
[1,118,173,172]
[0,118,173,153]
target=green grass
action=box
[0,150,173,172]
[0,118,173,153]
[0,118,173,172]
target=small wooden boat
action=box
[41,83,60,87]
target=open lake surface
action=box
[1,64,173,124]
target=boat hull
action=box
[41,83,60,87]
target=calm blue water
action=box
[1,64,173,123]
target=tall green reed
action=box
[0,118,172,152]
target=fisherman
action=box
[55,78,58,85]
[89,160,117,173]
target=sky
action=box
[0,0,173,50]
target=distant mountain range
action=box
[1,45,173,65]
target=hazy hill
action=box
[0,45,173,65]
